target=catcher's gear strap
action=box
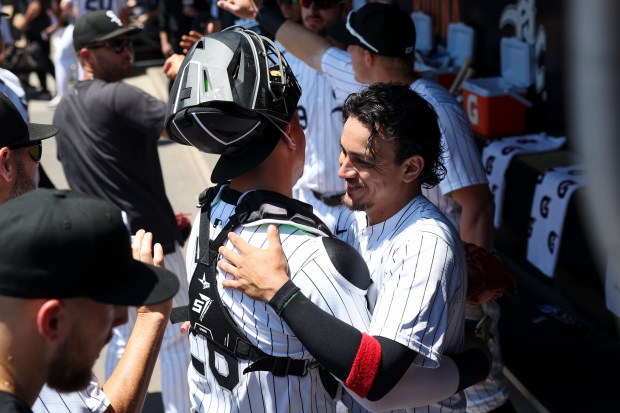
[273,280,421,401]
[188,186,333,378]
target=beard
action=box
[8,157,36,200]
[342,192,373,212]
[46,331,96,392]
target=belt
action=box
[311,190,344,207]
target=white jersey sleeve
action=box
[33,377,110,413]
[321,47,365,105]
[413,78,488,229]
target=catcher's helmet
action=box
[165,27,301,157]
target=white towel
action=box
[526,165,585,277]
[481,133,567,227]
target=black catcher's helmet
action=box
[165,26,302,158]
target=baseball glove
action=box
[464,242,517,305]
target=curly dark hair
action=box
[342,83,446,188]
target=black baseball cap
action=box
[330,3,415,57]
[73,10,141,51]
[0,189,180,306]
[0,92,58,148]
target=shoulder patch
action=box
[321,237,370,290]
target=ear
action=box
[0,147,15,184]
[363,49,375,68]
[36,299,65,342]
[79,47,94,67]
[402,154,424,183]
[281,123,297,151]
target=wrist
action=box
[268,280,300,315]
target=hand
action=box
[217,0,260,20]
[132,229,172,317]
[163,53,185,80]
[180,321,191,335]
[218,224,289,302]
[161,41,174,58]
[180,30,202,54]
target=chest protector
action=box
[187,186,334,391]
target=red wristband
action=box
[345,333,382,398]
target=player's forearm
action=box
[346,357,459,411]
[272,281,416,401]
[101,310,169,413]
[276,21,331,72]
[452,184,495,249]
[254,0,329,72]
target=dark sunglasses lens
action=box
[112,39,133,53]
[301,0,336,8]
[28,144,42,162]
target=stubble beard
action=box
[8,158,35,200]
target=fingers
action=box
[221,277,242,290]
[139,231,154,264]
[226,230,254,256]
[217,257,238,276]
[131,229,146,260]
[180,321,191,335]
[266,224,283,252]
[153,243,165,268]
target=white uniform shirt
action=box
[411,78,488,229]
[186,186,370,413]
[321,47,504,412]
[321,49,488,226]
[279,45,348,230]
[33,376,110,413]
[335,195,467,413]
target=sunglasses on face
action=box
[88,38,134,54]
[300,0,343,9]
[10,142,43,162]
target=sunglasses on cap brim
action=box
[9,141,43,162]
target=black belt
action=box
[311,190,344,207]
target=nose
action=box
[113,305,129,328]
[338,152,355,179]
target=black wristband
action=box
[269,280,300,315]
[255,1,286,38]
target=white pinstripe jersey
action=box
[321,47,503,411]
[279,44,346,228]
[335,195,468,413]
[33,376,110,413]
[185,186,370,413]
[320,48,488,228]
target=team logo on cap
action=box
[106,10,122,27]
